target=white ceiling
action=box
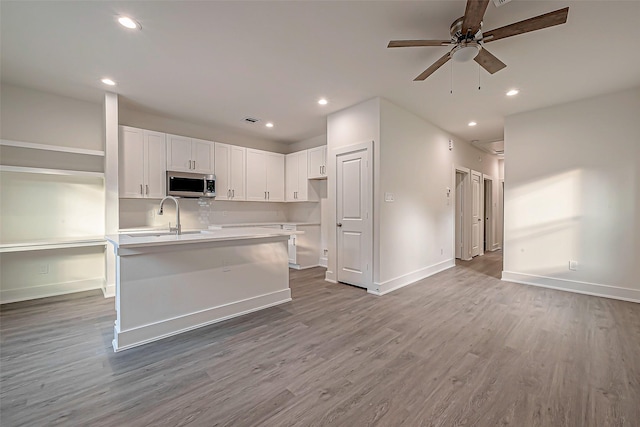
[2,1,639,145]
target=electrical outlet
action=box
[569,260,578,271]
[323,249,328,256]
[384,192,394,202]
[38,264,49,274]
[223,260,231,272]
[222,211,227,217]
[440,248,444,255]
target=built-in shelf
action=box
[0,165,104,178]
[0,237,107,253]
[0,139,105,157]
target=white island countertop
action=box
[107,226,299,251]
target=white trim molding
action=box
[368,259,455,296]
[502,271,640,304]
[112,289,291,352]
[319,256,328,268]
[1,278,105,304]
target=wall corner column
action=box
[103,92,118,298]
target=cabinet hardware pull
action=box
[188,160,192,169]
[232,189,235,198]
[140,184,143,195]
[193,160,196,169]
[268,191,270,199]
[145,184,149,195]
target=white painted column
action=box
[103,92,118,297]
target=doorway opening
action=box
[483,177,493,252]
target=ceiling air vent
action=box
[243,117,260,124]
[492,0,512,7]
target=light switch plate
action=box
[569,260,578,271]
[384,192,394,202]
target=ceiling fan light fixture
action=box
[451,42,481,63]
[506,89,519,96]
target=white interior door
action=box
[471,171,481,257]
[455,171,464,259]
[336,145,371,288]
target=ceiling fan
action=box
[388,0,569,81]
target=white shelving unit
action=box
[0,139,107,302]
[0,139,105,157]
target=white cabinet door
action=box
[246,149,267,201]
[214,143,230,200]
[166,134,193,172]
[144,130,167,198]
[308,145,327,179]
[120,126,166,199]
[296,150,309,201]
[229,145,246,200]
[266,152,285,202]
[192,138,214,174]
[119,127,145,198]
[215,143,245,200]
[285,153,298,202]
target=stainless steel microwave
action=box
[166,171,215,198]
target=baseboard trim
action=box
[102,283,115,298]
[112,288,292,352]
[319,257,328,268]
[369,259,455,296]
[325,270,336,283]
[501,271,640,304]
[1,278,105,304]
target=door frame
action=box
[452,165,472,261]
[471,170,483,257]
[333,140,373,289]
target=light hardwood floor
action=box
[1,251,639,426]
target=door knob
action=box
[337,223,342,227]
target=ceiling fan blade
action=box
[388,40,452,48]
[462,0,490,34]
[414,51,451,81]
[474,48,506,74]
[483,7,569,43]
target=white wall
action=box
[503,87,640,302]
[375,99,500,293]
[326,97,500,293]
[326,98,381,283]
[287,134,326,154]
[1,83,102,151]
[119,106,289,154]
[0,84,106,302]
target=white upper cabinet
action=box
[214,142,246,200]
[246,149,285,202]
[286,150,319,202]
[166,134,214,174]
[308,145,327,179]
[119,126,166,199]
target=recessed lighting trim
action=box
[265,122,274,128]
[318,98,328,105]
[468,121,477,127]
[506,89,519,96]
[101,78,116,86]
[118,16,140,30]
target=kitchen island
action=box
[106,227,296,352]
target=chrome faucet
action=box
[158,196,181,235]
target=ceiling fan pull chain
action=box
[478,64,481,91]
[450,61,454,94]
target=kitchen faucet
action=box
[158,196,181,235]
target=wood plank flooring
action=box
[1,251,639,426]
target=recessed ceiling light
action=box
[265,122,274,128]
[506,89,519,96]
[318,98,328,105]
[468,121,477,127]
[101,78,116,86]
[118,16,141,30]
